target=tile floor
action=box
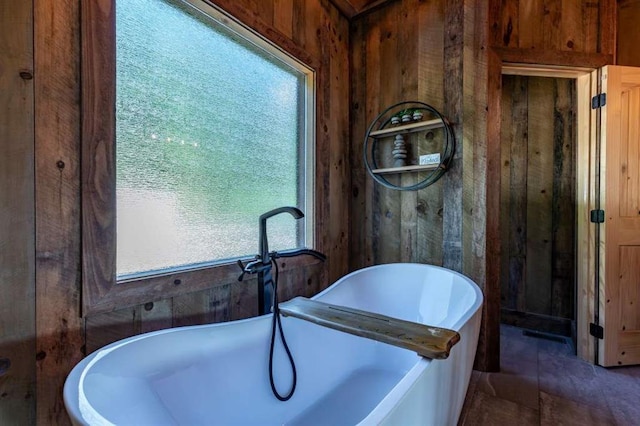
[458,325,640,426]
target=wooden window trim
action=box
[81,0,321,316]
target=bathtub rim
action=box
[63,263,483,426]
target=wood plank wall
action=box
[350,0,453,268]
[489,0,615,63]
[0,0,349,424]
[349,0,492,367]
[348,0,615,371]
[618,0,640,66]
[500,75,576,334]
[0,1,35,424]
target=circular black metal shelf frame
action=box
[364,101,455,191]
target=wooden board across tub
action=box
[279,297,460,359]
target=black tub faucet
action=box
[238,207,326,315]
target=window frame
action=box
[81,0,318,316]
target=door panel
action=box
[600,65,640,366]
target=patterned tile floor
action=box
[458,325,640,426]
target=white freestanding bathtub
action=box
[64,263,483,425]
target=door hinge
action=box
[590,209,605,223]
[591,93,607,109]
[590,323,604,339]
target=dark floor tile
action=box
[596,366,640,426]
[535,333,574,357]
[540,391,616,426]
[461,390,539,426]
[475,359,539,410]
[538,349,612,413]
[500,325,539,365]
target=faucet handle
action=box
[236,259,248,281]
[237,257,270,281]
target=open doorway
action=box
[499,74,577,340]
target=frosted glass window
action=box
[116,0,313,278]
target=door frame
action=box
[489,57,606,365]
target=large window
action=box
[81,0,316,314]
[115,0,314,279]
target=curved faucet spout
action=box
[259,207,304,263]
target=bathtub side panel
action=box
[377,309,481,426]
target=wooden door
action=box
[599,65,640,366]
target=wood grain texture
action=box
[443,0,464,272]
[499,76,576,322]
[27,0,349,423]
[81,0,117,314]
[34,0,85,424]
[550,78,576,320]
[617,0,640,66]
[280,297,461,359]
[525,77,554,315]
[0,0,35,423]
[489,0,616,56]
[351,0,448,269]
[507,75,528,313]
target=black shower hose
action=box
[268,259,297,401]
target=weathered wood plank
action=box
[327,3,351,281]
[231,277,260,320]
[0,0,35,423]
[442,0,464,272]
[525,77,554,315]
[560,0,582,52]
[273,0,294,38]
[209,283,232,323]
[172,290,215,327]
[550,78,575,320]
[617,0,640,66]
[399,0,419,263]
[489,0,611,55]
[34,0,85,424]
[492,47,612,68]
[542,0,562,51]
[85,308,140,354]
[349,17,369,270]
[280,297,461,359]
[499,0,519,48]
[374,3,402,264]
[416,0,444,266]
[140,299,173,333]
[507,75,528,313]
[500,76,514,309]
[518,0,544,50]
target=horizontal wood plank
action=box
[280,296,460,359]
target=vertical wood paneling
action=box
[85,308,140,354]
[518,0,544,49]
[500,77,514,307]
[416,0,444,266]
[348,18,371,270]
[551,78,576,319]
[140,299,173,333]
[500,75,576,324]
[399,0,419,264]
[34,0,85,424]
[525,77,554,315]
[375,5,402,264]
[351,0,447,269]
[617,0,640,66]
[0,1,35,423]
[23,0,350,423]
[507,76,529,312]
[443,0,464,271]
[489,0,615,57]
